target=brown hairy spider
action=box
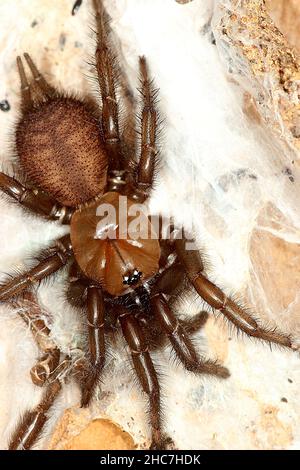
[0,0,294,450]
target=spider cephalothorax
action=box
[0,0,294,451]
[70,192,161,296]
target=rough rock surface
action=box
[266,0,300,52]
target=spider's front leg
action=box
[67,262,107,406]
[118,308,172,450]
[0,235,73,302]
[84,285,105,396]
[174,237,293,349]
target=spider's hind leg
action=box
[9,355,72,450]
[9,377,62,450]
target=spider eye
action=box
[123,270,142,286]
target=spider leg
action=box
[174,237,293,349]
[93,0,124,173]
[0,172,73,223]
[181,311,210,335]
[17,54,56,111]
[151,294,229,378]
[66,263,106,405]
[129,57,159,202]
[0,235,72,302]
[8,377,62,450]
[8,356,72,450]
[139,310,209,353]
[81,285,106,407]
[147,257,210,344]
[119,310,172,450]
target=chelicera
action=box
[0,0,294,450]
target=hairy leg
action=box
[0,172,73,223]
[181,311,209,335]
[151,293,229,378]
[81,285,106,406]
[174,237,293,348]
[119,310,171,449]
[93,0,124,175]
[129,57,159,202]
[0,235,72,302]
[8,379,62,450]
[8,356,71,450]
[67,263,106,406]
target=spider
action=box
[0,0,294,450]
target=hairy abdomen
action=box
[16,97,108,207]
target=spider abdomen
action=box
[16,97,108,207]
[70,192,161,296]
